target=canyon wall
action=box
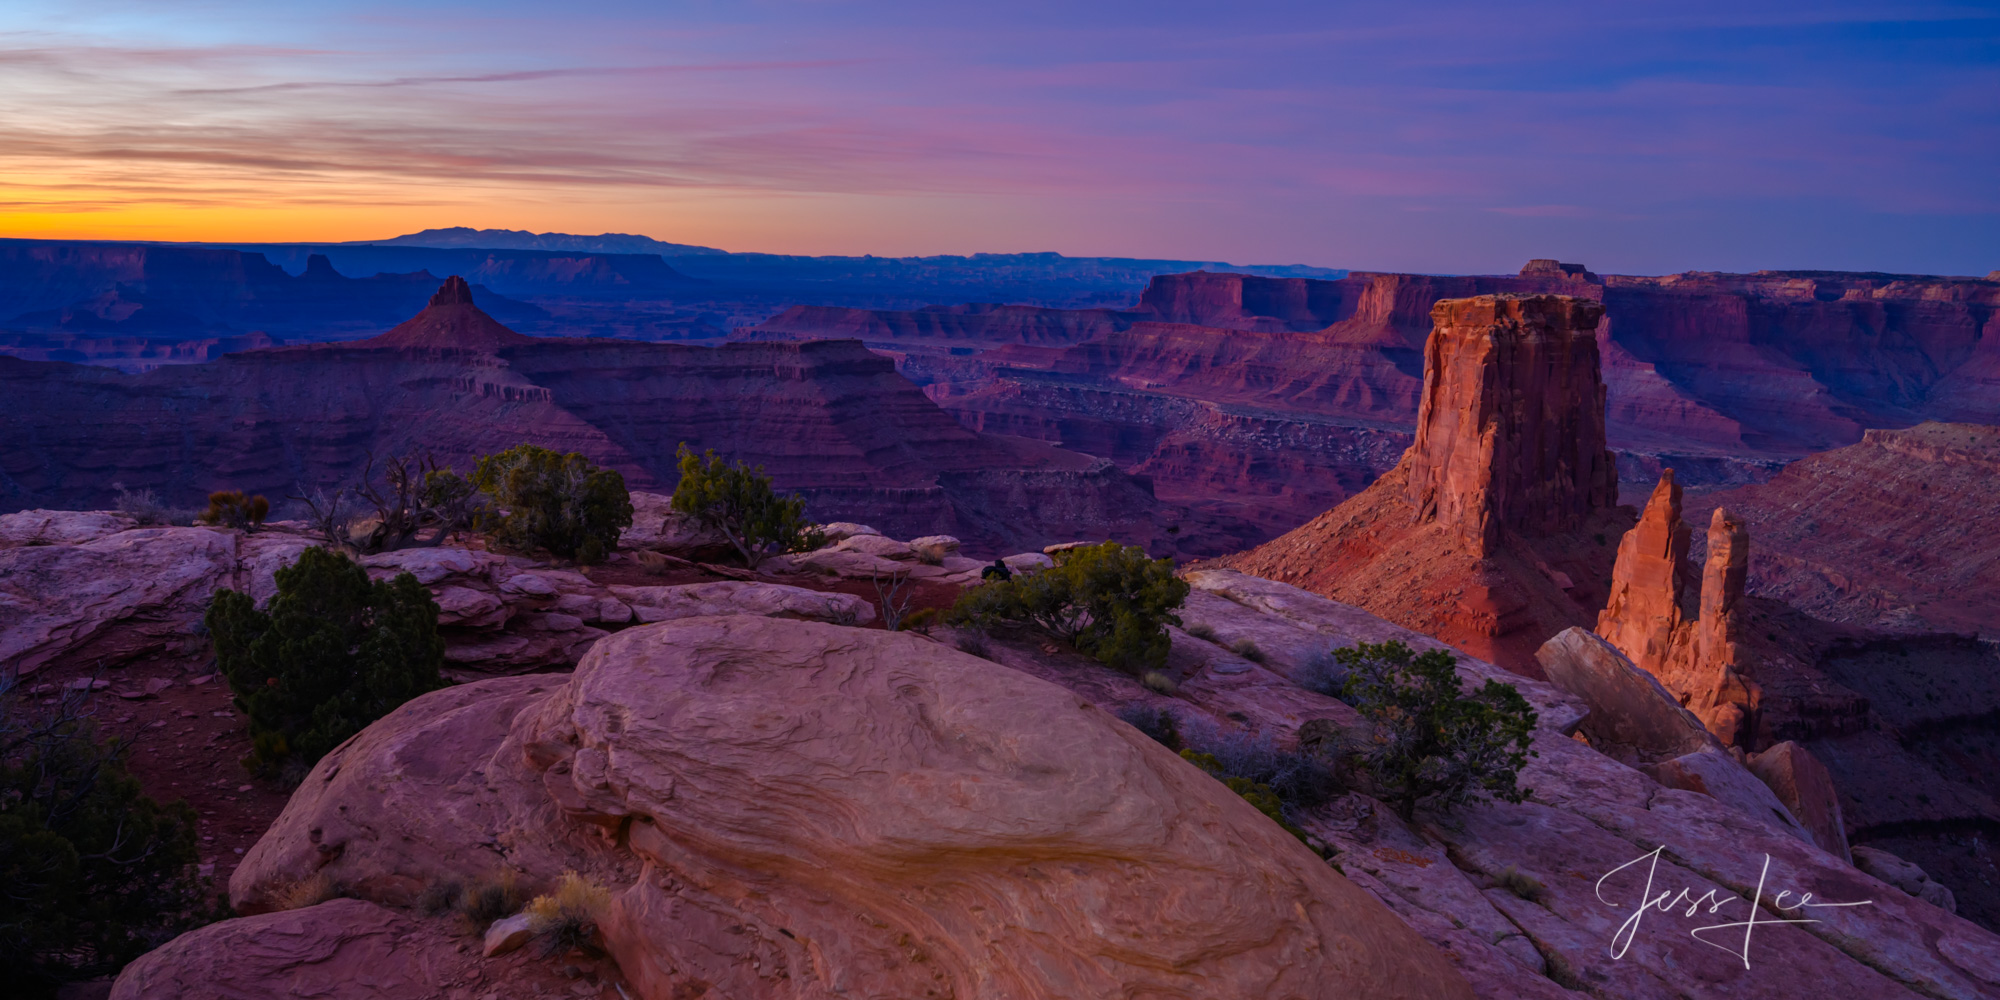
[743,265,1997,549]
[0,282,1188,556]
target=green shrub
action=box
[669,444,823,567]
[1335,641,1538,821]
[205,546,447,780]
[472,445,632,563]
[0,684,210,995]
[196,490,269,531]
[1179,749,1323,853]
[945,541,1188,673]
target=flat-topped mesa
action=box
[351,276,534,351]
[1404,294,1617,556]
[1518,259,1599,281]
[1596,474,1760,745]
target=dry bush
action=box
[525,870,610,956]
[1228,638,1267,663]
[1184,622,1218,642]
[1141,670,1178,695]
[275,872,340,911]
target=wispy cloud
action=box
[0,0,1992,272]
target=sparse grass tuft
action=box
[1141,670,1178,695]
[275,871,341,911]
[1497,865,1547,902]
[450,871,531,932]
[1184,623,1218,642]
[954,631,993,660]
[1228,638,1267,663]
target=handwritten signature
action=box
[1596,846,1873,968]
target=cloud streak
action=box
[0,0,1993,272]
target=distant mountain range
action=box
[355,227,729,256]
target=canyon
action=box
[745,263,2000,546]
[0,278,1190,556]
[6,272,1998,997]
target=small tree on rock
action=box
[472,445,632,564]
[1335,641,1537,821]
[945,541,1188,673]
[0,681,208,994]
[196,490,268,531]
[669,444,823,567]
[205,546,447,780]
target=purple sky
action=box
[1,0,1995,274]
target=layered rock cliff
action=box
[743,265,1997,549]
[1208,295,1633,674]
[0,280,1188,556]
[1688,422,2000,637]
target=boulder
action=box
[225,618,1474,999]
[539,618,1475,999]
[908,533,961,562]
[1746,741,1852,862]
[829,532,914,560]
[789,546,912,579]
[0,509,137,547]
[1644,745,1815,846]
[1854,846,1959,913]
[481,911,534,957]
[358,546,505,586]
[1042,539,1101,555]
[0,526,238,674]
[621,492,735,561]
[1001,552,1054,574]
[111,899,449,999]
[1534,626,1711,760]
[816,521,881,543]
[608,581,875,626]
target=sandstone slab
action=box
[607,581,875,626]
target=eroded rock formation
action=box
[1595,472,1760,745]
[216,617,1476,1000]
[1402,295,1617,555]
[746,265,1999,548]
[1208,294,1632,674]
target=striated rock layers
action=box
[1689,422,2000,637]
[207,617,1475,1000]
[0,278,1187,556]
[1595,471,1760,745]
[745,266,1999,548]
[1210,295,1631,675]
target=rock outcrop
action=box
[99,554,2000,997]
[1208,295,1632,674]
[218,617,1476,1000]
[1595,472,1759,745]
[1401,295,1617,555]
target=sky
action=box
[0,1,1996,274]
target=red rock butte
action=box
[1210,294,1632,675]
[353,276,535,351]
